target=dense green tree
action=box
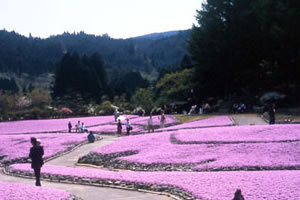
[155,68,196,104]
[131,88,154,113]
[108,70,149,100]
[0,78,18,92]
[189,0,263,98]
[52,52,107,103]
[189,0,300,102]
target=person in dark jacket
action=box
[268,103,276,125]
[117,119,122,136]
[88,131,95,143]
[232,189,245,200]
[29,137,44,186]
[68,120,72,133]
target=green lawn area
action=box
[174,114,218,123]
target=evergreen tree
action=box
[52,52,107,103]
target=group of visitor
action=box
[117,118,133,136]
[116,111,166,136]
[68,120,87,133]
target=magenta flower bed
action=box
[92,125,300,168]
[0,115,137,134]
[11,163,300,200]
[0,133,86,161]
[173,124,300,143]
[128,115,179,126]
[0,181,72,200]
[160,116,233,131]
[88,124,145,133]
[192,141,300,170]
[94,132,213,164]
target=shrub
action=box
[133,107,145,116]
[96,101,116,115]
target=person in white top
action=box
[126,118,132,135]
[147,114,154,133]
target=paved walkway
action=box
[48,135,119,167]
[231,114,267,125]
[0,135,171,200]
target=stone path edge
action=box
[3,166,201,200]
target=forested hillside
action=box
[0,29,190,76]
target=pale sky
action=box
[0,0,201,39]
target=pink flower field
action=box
[0,133,87,161]
[11,163,300,200]
[92,124,300,169]
[2,115,300,199]
[173,124,300,143]
[0,181,72,200]
[159,116,233,131]
[128,115,179,126]
[0,115,137,134]
[88,124,145,133]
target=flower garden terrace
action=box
[79,124,300,172]
[7,163,300,200]
[1,115,300,200]
[0,115,138,135]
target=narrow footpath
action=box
[231,114,267,125]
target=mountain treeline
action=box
[0,30,190,76]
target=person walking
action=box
[75,120,80,133]
[68,120,72,133]
[29,137,44,186]
[126,118,132,136]
[113,109,119,122]
[117,119,122,136]
[268,103,276,125]
[160,112,166,128]
[147,114,154,133]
